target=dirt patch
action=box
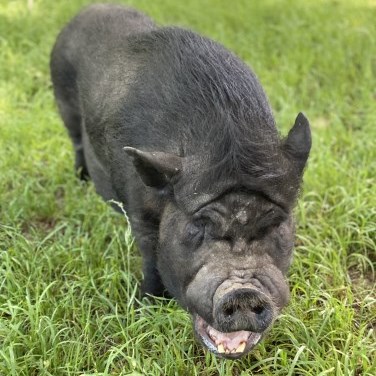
[21,216,58,237]
[348,266,376,332]
[348,266,375,288]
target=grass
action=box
[0,0,375,374]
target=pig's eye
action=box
[183,221,205,246]
[256,211,287,239]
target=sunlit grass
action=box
[0,0,375,375]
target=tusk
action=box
[217,344,225,353]
[235,342,246,353]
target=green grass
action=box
[0,0,375,374]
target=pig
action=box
[50,4,311,358]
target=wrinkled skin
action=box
[50,4,311,359]
[159,192,293,313]
[158,191,295,357]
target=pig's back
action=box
[52,4,155,65]
[50,4,156,159]
[52,4,278,190]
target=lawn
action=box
[0,0,375,375]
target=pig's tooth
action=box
[217,344,225,353]
[225,348,230,354]
[235,342,246,353]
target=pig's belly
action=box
[82,129,119,203]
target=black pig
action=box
[50,4,311,358]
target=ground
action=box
[0,0,375,375]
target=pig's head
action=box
[125,113,311,358]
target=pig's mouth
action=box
[194,315,262,359]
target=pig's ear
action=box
[283,113,312,170]
[124,147,182,188]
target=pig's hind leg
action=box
[59,97,89,180]
[51,58,89,180]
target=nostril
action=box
[223,306,234,317]
[223,302,241,317]
[252,305,265,315]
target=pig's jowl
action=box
[50,4,311,358]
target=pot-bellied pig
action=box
[50,4,311,358]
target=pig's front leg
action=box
[132,223,169,298]
[142,259,166,298]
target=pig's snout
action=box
[214,288,273,333]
